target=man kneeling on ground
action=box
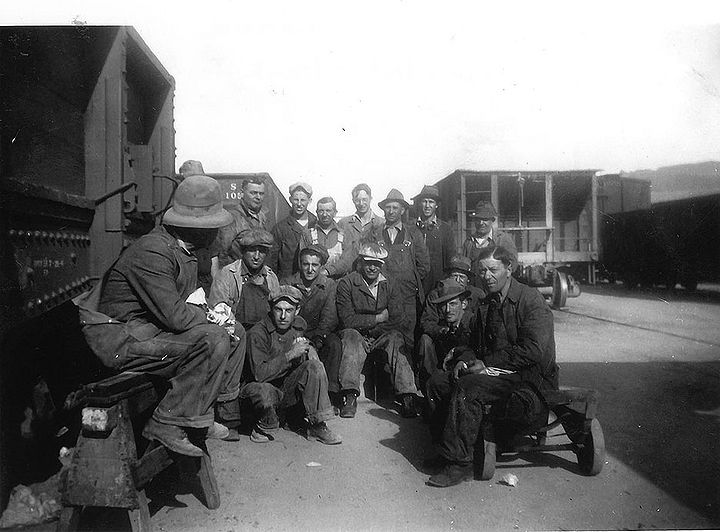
[242,285,342,445]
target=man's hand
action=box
[466,359,487,375]
[442,348,456,371]
[452,360,468,381]
[286,338,311,362]
[375,309,389,324]
[438,326,450,335]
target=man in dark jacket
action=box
[336,243,420,418]
[242,286,341,445]
[462,201,518,281]
[413,185,456,295]
[426,245,558,487]
[77,175,243,456]
[269,182,317,281]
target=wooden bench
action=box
[57,372,220,532]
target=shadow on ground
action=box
[583,282,720,305]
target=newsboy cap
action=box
[468,200,498,219]
[358,242,389,263]
[446,255,472,275]
[289,182,313,197]
[233,228,274,248]
[268,285,303,305]
[429,278,471,305]
[299,244,329,265]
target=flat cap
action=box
[233,228,274,248]
[269,285,303,305]
[468,200,498,219]
[446,255,472,275]
[289,181,313,197]
[430,278,470,305]
[358,242,389,263]
[299,244,329,265]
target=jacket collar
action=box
[289,272,330,291]
[227,259,270,278]
[285,211,317,232]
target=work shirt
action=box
[288,272,338,339]
[247,314,308,387]
[338,211,384,259]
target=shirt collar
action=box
[363,272,386,290]
[384,221,403,231]
[353,210,376,225]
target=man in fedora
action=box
[336,243,420,417]
[269,182,317,281]
[462,201,517,282]
[76,174,244,456]
[363,188,430,347]
[413,185,456,295]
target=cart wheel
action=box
[551,271,568,309]
[477,439,496,480]
[577,418,605,476]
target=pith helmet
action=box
[162,175,233,229]
[378,188,410,210]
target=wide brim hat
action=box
[429,278,471,305]
[467,200,498,220]
[412,185,441,203]
[378,188,410,210]
[163,175,233,229]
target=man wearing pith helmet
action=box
[462,200,517,282]
[76,174,244,456]
[243,285,341,445]
[413,185,456,295]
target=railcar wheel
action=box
[551,271,568,309]
[476,439,496,480]
[577,418,605,476]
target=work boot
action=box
[400,394,419,418]
[340,393,357,418]
[307,422,342,445]
[250,427,275,443]
[427,462,473,488]
[206,422,230,440]
[422,455,448,474]
[223,427,241,441]
[142,419,204,457]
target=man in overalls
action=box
[299,196,355,280]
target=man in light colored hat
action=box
[299,196,355,279]
[413,185,456,295]
[242,285,342,445]
[269,181,317,281]
[462,200,517,283]
[336,243,421,418]
[76,174,243,456]
[363,188,430,349]
[416,277,479,394]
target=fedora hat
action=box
[429,278,471,305]
[378,188,409,210]
[412,185,441,203]
[162,175,233,229]
[468,200,498,220]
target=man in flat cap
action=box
[242,285,341,445]
[214,175,269,273]
[413,185,456,295]
[300,196,355,279]
[269,182,317,281]
[76,174,243,456]
[462,200,517,283]
[336,243,420,417]
[338,183,384,258]
[363,188,430,348]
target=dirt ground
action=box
[62,283,720,531]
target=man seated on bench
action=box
[76,174,245,457]
[242,285,342,445]
[425,244,559,487]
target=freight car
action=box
[433,170,651,307]
[600,193,720,290]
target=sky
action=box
[5,1,720,215]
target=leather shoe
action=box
[427,463,473,488]
[206,422,230,440]
[422,455,448,473]
[340,394,357,418]
[308,422,342,445]
[400,394,418,418]
[142,419,204,457]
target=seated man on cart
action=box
[425,244,558,487]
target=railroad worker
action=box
[208,228,280,333]
[363,188,430,346]
[76,174,243,456]
[336,243,420,418]
[425,244,558,487]
[269,182,317,281]
[214,175,269,274]
[462,200,518,282]
[299,196,355,280]
[417,277,481,394]
[242,286,342,445]
[413,185,456,295]
[338,183,384,258]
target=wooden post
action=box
[546,173,553,262]
[460,173,467,244]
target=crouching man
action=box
[242,285,342,445]
[336,243,420,418]
[76,174,244,456]
[425,245,558,487]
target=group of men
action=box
[76,164,558,488]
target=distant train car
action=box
[434,170,650,306]
[600,193,720,290]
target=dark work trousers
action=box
[317,333,343,395]
[119,323,232,429]
[239,359,334,428]
[427,371,521,464]
[215,325,247,427]
[417,333,441,395]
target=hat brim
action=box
[429,289,470,305]
[446,266,474,277]
[378,198,409,210]
[162,207,233,229]
[413,194,441,202]
[359,256,385,264]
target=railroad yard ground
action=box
[76,283,720,531]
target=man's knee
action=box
[418,334,434,350]
[240,382,281,409]
[340,328,364,346]
[303,359,327,379]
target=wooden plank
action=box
[133,444,173,489]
